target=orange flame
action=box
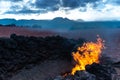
[71,37,104,75]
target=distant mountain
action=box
[52,17,73,22]
[0,17,78,30]
[49,17,77,29]
[70,21,120,30]
[76,19,84,22]
[0,19,16,25]
[0,17,120,30]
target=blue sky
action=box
[0,0,120,21]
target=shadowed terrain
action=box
[0,26,120,80]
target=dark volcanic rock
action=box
[0,34,85,80]
[52,62,117,80]
[52,63,116,80]
[0,38,17,49]
[74,71,96,80]
[52,71,96,80]
[85,63,116,80]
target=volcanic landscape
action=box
[0,26,120,80]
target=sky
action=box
[0,0,120,21]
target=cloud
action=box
[62,0,79,8]
[0,0,23,2]
[11,0,23,2]
[62,0,100,8]
[0,1,11,14]
[34,0,101,10]
[3,0,103,15]
[109,0,120,5]
[5,8,46,14]
[35,0,60,11]
[0,0,120,21]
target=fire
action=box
[71,37,104,75]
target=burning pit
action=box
[71,37,104,75]
[52,37,117,80]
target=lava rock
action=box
[0,38,17,49]
[53,71,96,80]
[74,70,96,80]
[0,34,85,80]
[54,76,63,80]
[85,63,116,80]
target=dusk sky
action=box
[0,0,120,21]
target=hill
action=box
[0,18,120,30]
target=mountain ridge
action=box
[0,17,120,30]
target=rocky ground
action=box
[0,34,86,80]
[0,27,120,80]
[6,34,119,80]
[52,62,118,80]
